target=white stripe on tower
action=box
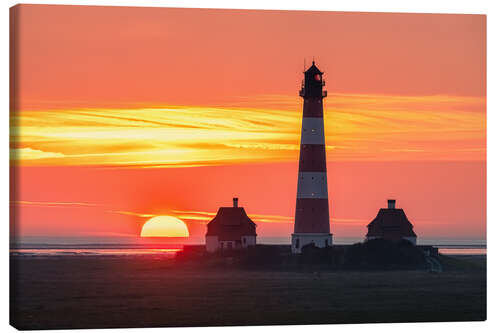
[297,172,328,198]
[300,117,326,145]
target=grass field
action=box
[10,254,486,330]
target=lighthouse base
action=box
[291,233,333,254]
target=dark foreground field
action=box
[10,255,486,330]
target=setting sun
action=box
[140,216,190,238]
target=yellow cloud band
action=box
[10,94,485,167]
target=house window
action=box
[325,239,328,247]
[243,238,246,244]
[295,238,300,249]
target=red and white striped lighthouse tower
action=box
[292,61,332,253]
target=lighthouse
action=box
[292,61,332,254]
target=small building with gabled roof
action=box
[205,198,257,252]
[366,199,417,245]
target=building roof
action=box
[305,61,323,75]
[206,207,257,241]
[366,208,417,240]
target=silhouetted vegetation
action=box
[173,245,206,262]
[343,239,427,270]
[237,245,287,269]
[176,239,432,271]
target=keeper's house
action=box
[366,199,417,245]
[205,198,257,252]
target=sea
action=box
[10,236,486,257]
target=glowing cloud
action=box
[10,94,485,168]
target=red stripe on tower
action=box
[292,61,333,254]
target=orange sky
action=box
[10,5,486,243]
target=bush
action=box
[300,243,333,267]
[174,245,206,262]
[237,245,286,269]
[343,238,426,270]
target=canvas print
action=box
[9,4,486,330]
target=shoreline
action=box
[9,242,487,257]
